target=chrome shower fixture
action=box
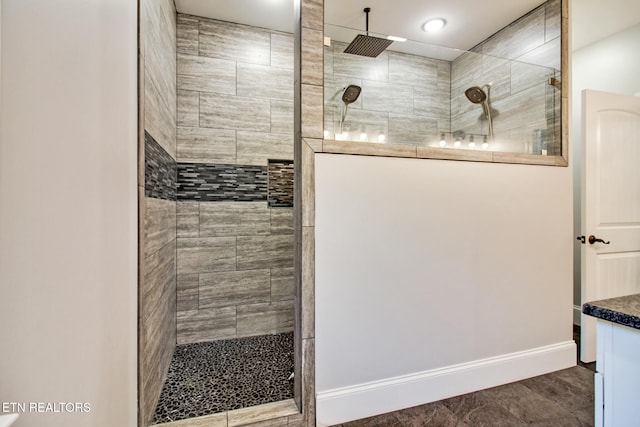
[465,84,494,141]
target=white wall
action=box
[0,1,138,426]
[571,24,640,314]
[315,153,575,425]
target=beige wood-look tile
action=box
[492,151,564,166]
[301,227,314,340]
[545,0,561,42]
[302,137,322,153]
[233,416,288,427]
[480,7,545,60]
[271,267,294,302]
[270,208,294,235]
[152,411,227,427]
[177,201,199,238]
[228,400,298,427]
[301,339,315,425]
[178,53,236,95]
[270,100,294,134]
[144,197,177,256]
[287,413,304,427]
[177,237,236,274]
[177,307,237,344]
[388,113,438,145]
[301,84,324,139]
[236,131,294,166]
[144,8,177,124]
[200,93,271,132]
[516,37,561,70]
[561,97,568,162]
[322,139,417,158]
[177,14,199,55]
[199,270,271,309]
[178,90,199,128]
[141,242,176,426]
[271,33,294,70]
[388,51,438,89]
[200,18,270,66]
[177,273,199,312]
[237,62,293,101]
[237,235,294,270]
[300,139,322,227]
[146,74,177,158]
[301,0,323,31]
[236,301,294,337]
[200,202,270,237]
[302,28,323,86]
[416,146,493,162]
[177,127,237,165]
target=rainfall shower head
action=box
[342,84,362,104]
[343,8,393,58]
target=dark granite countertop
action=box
[583,294,640,329]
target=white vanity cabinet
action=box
[584,294,640,427]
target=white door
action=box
[581,89,640,362]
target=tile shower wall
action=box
[176,14,294,345]
[324,42,452,145]
[451,0,561,154]
[139,0,177,425]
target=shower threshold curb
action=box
[152,399,299,427]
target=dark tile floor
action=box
[339,327,595,427]
[153,332,294,424]
[339,366,594,427]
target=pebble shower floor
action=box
[153,332,294,424]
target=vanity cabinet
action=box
[584,294,640,427]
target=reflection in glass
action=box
[323,0,561,156]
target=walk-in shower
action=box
[465,84,494,141]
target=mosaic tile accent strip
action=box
[177,163,268,202]
[145,130,177,201]
[268,160,294,208]
[153,332,294,424]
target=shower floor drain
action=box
[152,332,294,424]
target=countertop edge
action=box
[583,302,640,330]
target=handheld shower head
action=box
[465,86,487,104]
[338,85,362,135]
[465,84,494,141]
[342,85,362,104]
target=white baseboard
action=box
[574,305,582,325]
[316,341,576,427]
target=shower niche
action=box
[324,0,564,160]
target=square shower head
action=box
[343,34,393,58]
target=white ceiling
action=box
[175,0,640,52]
[571,0,640,50]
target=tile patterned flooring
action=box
[338,326,595,427]
[338,366,594,427]
[153,332,294,424]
